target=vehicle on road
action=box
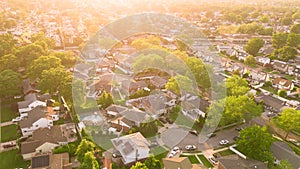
[173,146,180,152]
[12,117,22,122]
[189,130,199,136]
[208,156,218,165]
[185,145,196,151]
[219,139,229,145]
[207,133,216,138]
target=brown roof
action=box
[32,125,67,144]
[50,153,72,169]
[218,154,268,169]
[19,106,47,128]
[163,157,192,169]
[21,140,41,154]
[272,78,293,88]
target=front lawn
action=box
[0,149,30,169]
[1,107,17,123]
[218,149,235,156]
[197,155,213,168]
[180,155,200,164]
[1,124,19,142]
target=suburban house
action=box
[163,157,204,169]
[18,93,49,113]
[181,97,210,120]
[22,79,39,96]
[218,154,268,169]
[121,79,148,95]
[110,116,135,133]
[149,76,168,89]
[30,152,72,169]
[255,94,288,113]
[272,78,294,91]
[97,58,116,72]
[272,60,289,73]
[105,104,128,117]
[248,71,269,85]
[111,132,150,165]
[217,45,235,56]
[256,57,271,66]
[19,106,59,136]
[271,141,300,169]
[73,62,93,75]
[21,125,71,160]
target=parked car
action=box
[2,142,16,148]
[168,153,174,158]
[112,151,122,158]
[173,146,180,152]
[208,156,218,165]
[219,139,229,145]
[288,139,300,147]
[189,130,199,136]
[185,145,196,151]
[12,117,21,122]
[207,133,216,138]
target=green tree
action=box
[186,57,212,90]
[38,67,72,94]
[259,15,270,23]
[244,55,256,66]
[273,108,300,139]
[132,54,165,73]
[292,11,300,20]
[75,139,96,163]
[15,43,46,68]
[281,17,293,25]
[97,90,114,109]
[226,75,249,96]
[245,38,264,56]
[165,75,193,95]
[78,151,99,169]
[31,32,55,49]
[0,34,17,56]
[0,54,19,72]
[139,119,158,138]
[272,33,288,49]
[52,51,78,68]
[236,125,274,162]
[26,55,63,80]
[276,159,293,169]
[287,33,300,47]
[290,24,300,34]
[278,90,287,98]
[130,162,148,169]
[144,155,161,169]
[274,46,297,61]
[0,69,21,98]
[131,35,161,50]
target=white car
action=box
[185,145,196,151]
[12,117,21,122]
[219,139,229,145]
[208,156,218,165]
[173,146,180,152]
[168,153,174,158]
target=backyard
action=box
[1,124,19,142]
[0,149,30,169]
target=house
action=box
[110,116,135,133]
[218,154,268,169]
[22,79,39,95]
[149,76,168,89]
[18,93,49,113]
[272,78,294,91]
[255,94,287,113]
[217,45,235,56]
[31,152,72,169]
[181,97,210,120]
[21,125,70,160]
[271,141,300,169]
[163,157,204,169]
[121,79,148,95]
[73,63,93,75]
[97,58,116,72]
[256,57,271,66]
[19,106,59,136]
[111,132,150,165]
[248,71,269,85]
[105,104,128,117]
[272,60,289,73]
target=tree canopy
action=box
[75,139,96,163]
[274,46,297,61]
[78,151,99,169]
[272,33,288,49]
[0,69,21,98]
[0,34,17,56]
[226,75,249,96]
[132,54,165,73]
[165,75,193,95]
[244,55,256,66]
[15,43,46,68]
[245,38,264,56]
[273,108,300,139]
[97,90,114,109]
[0,54,19,72]
[290,24,300,34]
[130,162,149,169]
[236,125,274,162]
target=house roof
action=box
[50,153,72,169]
[121,109,147,123]
[255,94,285,111]
[149,76,168,88]
[273,78,293,88]
[111,132,150,164]
[18,93,49,109]
[21,140,41,154]
[19,106,48,128]
[31,154,50,169]
[32,125,67,144]
[271,141,300,169]
[106,104,128,114]
[163,157,192,169]
[22,79,38,95]
[218,154,268,169]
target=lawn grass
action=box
[0,107,17,123]
[188,155,200,164]
[197,155,213,168]
[261,86,277,94]
[218,149,235,156]
[0,149,30,169]
[170,113,194,128]
[1,124,19,142]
